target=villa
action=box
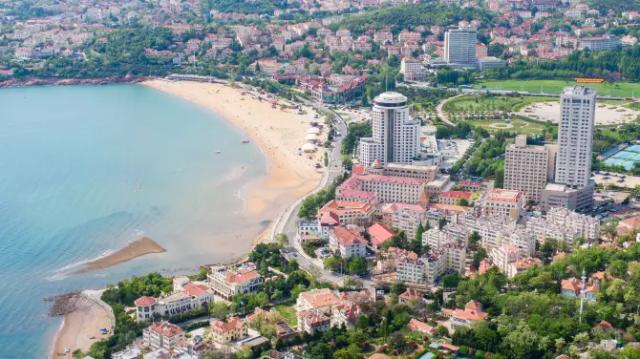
[134,282,214,322]
[208,263,263,300]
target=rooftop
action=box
[484,188,524,203]
[373,91,408,105]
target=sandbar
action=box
[73,236,166,274]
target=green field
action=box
[474,80,640,98]
[443,94,553,113]
[465,116,548,135]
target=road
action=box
[271,101,376,290]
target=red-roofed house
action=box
[297,309,331,334]
[442,300,488,329]
[210,316,248,343]
[407,318,436,335]
[399,288,424,303]
[329,226,367,258]
[296,288,369,333]
[561,277,598,302]
[368,223,395,248]
[617,215,640,236]
[208,263,263,300]
[143,321,185,352]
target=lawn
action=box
[474,80,640,98]
[465,116,549,135]
[274,304,297,327]
[443,94,552,113]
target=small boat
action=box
[241,140,251,144]
[215,150,221,154]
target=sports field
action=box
[474,80,640,98]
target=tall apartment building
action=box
[444,26,477,66]
[544,86,596,210]
[504,135,556,202]
[555,86,596,188]
[358,92,420,165]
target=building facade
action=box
[504,135,553,203]
[358,92,420,165]
[444,26,477,66]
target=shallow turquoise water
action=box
[0,84,267,357]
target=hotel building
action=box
[358,92,420,165]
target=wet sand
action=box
[72,236,166,274]
[50,290,114,358]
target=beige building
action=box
[143,321,185,352]
[208,263,263,300]
[479,189,526,221]
[504,135,556,203]
[400,57,426,82]
[210,317,247,344]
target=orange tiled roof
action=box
[134,296,156,307]
[368,223,395,247]
[210,316,244,333]
[149,321,183,337]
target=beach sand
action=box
[143,79,323,242]
[72,236,166,274]
[50,290,114,358]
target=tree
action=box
[346,256,368,276]
[210,301,230,319]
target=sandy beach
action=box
[50,290,114,358]
[72,236,166,274]
[143,79,324,242]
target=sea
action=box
[0,84,268,357]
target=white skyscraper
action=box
[541,86,596,210]
[358,92,420,166]
[444,27,477,66]
[555,86,596,188]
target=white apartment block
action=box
[134,282,213,322]
[329,226,367,258]
[461,214,534,255]
[444,26,477,65]
[207,263,263,300]
[555,86,596,189]
[381,203,427,239]
[396,257,429,285]
[358,91,420,165]
[525,207,600,245]
[504,135,554,203]
[400,57,426,82]
[489,244,522,275]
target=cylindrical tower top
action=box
[373,91,408,108]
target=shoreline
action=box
[49,290,114,359]
[142,78,324,245]
[48,77,325,356]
